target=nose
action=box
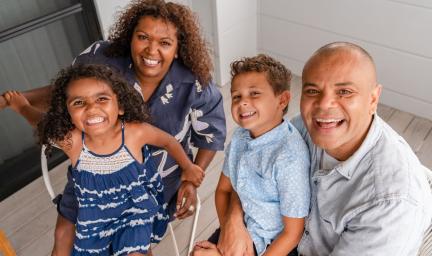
[85,101,97,112]
[238,97,250,106]
[145,40,158,55]
[316,91,336,110]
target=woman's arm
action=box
[3,91,44,127]
[263,217,304,256]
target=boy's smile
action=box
[231,72,290,138]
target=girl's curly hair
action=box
[38,64,150,154]
[105,0,213,85]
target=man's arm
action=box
[331,199,428,255]
[217,190,254,256]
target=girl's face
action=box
[130,16,178,85]
[66,78,124,137]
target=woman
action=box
[1,0,226,254]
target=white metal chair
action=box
[41,145,201,256]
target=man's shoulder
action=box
[367,118,429,200]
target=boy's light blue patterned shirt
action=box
[223,120,310,255]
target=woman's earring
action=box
[175,54,178,59]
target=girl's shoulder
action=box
[57,128,82,153]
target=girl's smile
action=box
[66,78,124,138]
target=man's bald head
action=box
[303,42,377,87]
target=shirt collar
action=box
[333,114,382,179]
[239,120,290,149]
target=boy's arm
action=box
[4,91,44,127]
[143,123,204,186]
[263,217,304,256]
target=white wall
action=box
[213,0,257,86]
[258,0,432,120]
[93,0,132,39]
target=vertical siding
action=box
[258,0,432,120]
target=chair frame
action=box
[41,145,200,256]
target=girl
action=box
[5,64,204,255]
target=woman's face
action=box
[130,16,178,84]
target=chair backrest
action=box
[417,167,432,256]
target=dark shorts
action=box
[57,165,181,223]
[208,228,298,256]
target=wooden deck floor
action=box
[1,76,431,255]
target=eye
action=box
[71,100,84,106]
[161,41,172,46]
[137,34,148,40]
[231,94,240,101]
[337,89,353,96]
[96,96,110,102]
[304,88,320,95]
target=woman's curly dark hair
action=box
[105,0,213,85]
[38,64,150,153]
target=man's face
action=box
[300,50,381,160]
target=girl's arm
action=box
[263,217,305,256]
[4,91,44,127]
[142,123,204,186]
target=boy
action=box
[193,54,310,256]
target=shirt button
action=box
[313,180,318,185]
[305,230,309,235]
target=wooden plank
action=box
[153,194,217,255]
[10,205,57,253]
[16,227,54,256]
[417,130,432,169]
[2,171,67,237]
[386,110,414,134]
[377,103,395,121]
[402,117,432,153]
[0,161,69,223]
[0,229,16,256]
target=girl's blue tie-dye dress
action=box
[71,124,169,255]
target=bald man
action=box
[216,42,432,256]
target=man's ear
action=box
[279,90,291,110]
[370,84,382,115]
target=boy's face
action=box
[231,72,290,138]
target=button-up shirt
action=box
[292,115,432,256]
[58,41,226,222]
[223,120,310,255]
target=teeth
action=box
[87,117,104,124]
[316,118,343,123]
[240,111,255,117]
[143,57,160,65]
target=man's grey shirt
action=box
[292,115,432,256]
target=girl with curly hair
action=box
[1,0,226,254]
[5,64,205,255]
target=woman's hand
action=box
[174,181,197,219]
[181,164,205,187]
[3,91,30,114]
[0,94,8,110]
